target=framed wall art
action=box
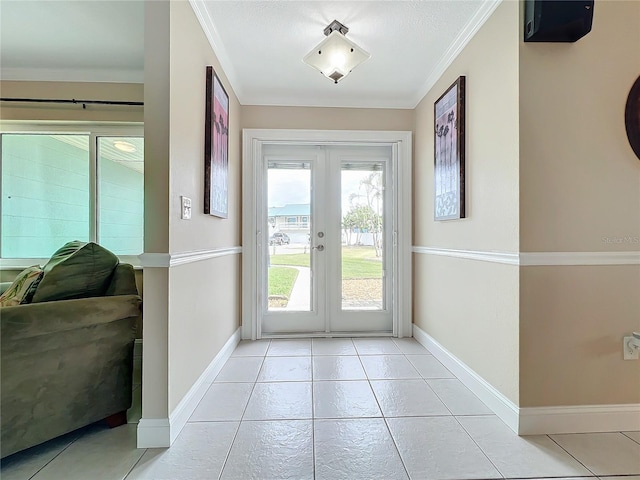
[204,66,229,218]
[434,76,465,220]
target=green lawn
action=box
[270,246,381,279]
[268,266,299,298]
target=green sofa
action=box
[0,247,141,458]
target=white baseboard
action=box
[412,324,520,433]
[412,324,640,436]
[137,327,241,448]
[519,404,640,435]
[137,418,170,448]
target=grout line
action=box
[357,343,412,480]
[217,351,266,479]
[25,438,77,480]
[546,434,598,477]
[311,341,316,480]
[621,431,640,446]
[122,448,148,480]
[452,414,506,479]
[401,344,505,480]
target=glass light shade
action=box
[303,30,370,84]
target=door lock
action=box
[313,244,325,251]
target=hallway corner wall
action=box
[518,0,640,407]
[412,0,521,405]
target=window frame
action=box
[0,121,144,268]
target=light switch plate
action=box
[180,196,192,220]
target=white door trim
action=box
[242,129,413,340]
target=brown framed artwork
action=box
[625,74,640,161]
[204,66,229,218]
[434,76,465,220]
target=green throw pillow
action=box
[0,265,43,307]
[31,241,119,303]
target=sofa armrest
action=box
[0,282,12,295]
[1,295,141,342]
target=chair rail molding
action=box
[139,246,242,268]
[412,246,640,266]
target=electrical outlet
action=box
[623,336,639,360]
[180,196,192,220]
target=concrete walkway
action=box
[286,266,311,311]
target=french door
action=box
[260,144,393,335]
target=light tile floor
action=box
[2,337,640,480]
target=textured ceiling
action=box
[197,0,493,108]
[0,0,144,83]
[0,0,498,108]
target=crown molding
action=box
[411,0,503,108]
[189,0,243,102]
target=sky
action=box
[268,167,382,217]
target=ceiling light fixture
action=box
[303,20,370,84]
[113,140,137,153]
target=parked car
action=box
[269,232,290,245]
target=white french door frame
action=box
[242,129,412,340]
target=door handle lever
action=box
[313,244,325,251]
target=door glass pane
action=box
[267,161,311,312]
[1,134,90,258]
[341,163,384,310]
[98,137,144,255]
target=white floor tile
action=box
[370,379,450,417]
[458,416,592,478]
[231,339,270,357]
[360,355,421,379]
[406,354,455,378]
[266,339,312,356]
[220,420,313,480]
[126,422,238,480]
[257,356,312,382]
[314,419,408,480]
[189,383,253,422]
[353,337,402,355]
[623,431,640,444]
[214,357,264,383]
[312,355,367,380]
[0,430,80,480]
[243,382,312,420]
[392,337,432,354]
[426,378,493,415]
[387,416,501,480]
[31,425,143,480]
[598,477,640,480]
[311,338,357,356]
[551,432,640,476]
[313,381,381,419]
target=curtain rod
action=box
[0,97,143,108]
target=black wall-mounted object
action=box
[524,0,594,42]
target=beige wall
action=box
[520,265,640,407]
[518,0,640,407]
[165,1,242,412]
[242,105,413,132]
[0,81,143,123]
[412,1,521,404]
[142,0,171,419]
